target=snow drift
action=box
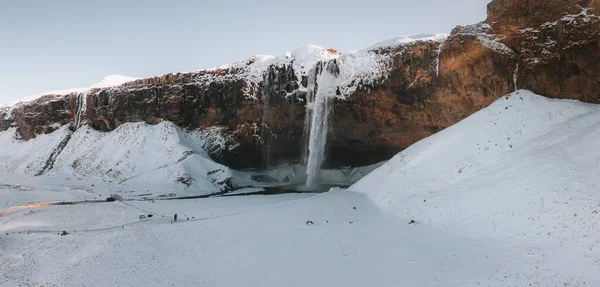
[351,90,600,282]
[0,122,235,195]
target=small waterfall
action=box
[73,91,90,130]
[261,67,274,169]
[513,62,519,91]
[305,60,339,187]
[435,39,446,78]
[74,93,85,129]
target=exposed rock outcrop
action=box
[1,0,598,170]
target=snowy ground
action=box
[2,90,600,286]
[0,184,554,287]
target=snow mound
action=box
[352,90,600,282]
[0,122,234,196]
[90,74,139,89]
[193,44,341,99]
[289,44,339,64]
[0,126,74,175]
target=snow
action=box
[222,187,265,195]
[89,74,139,89]
[559,7,599,25]
[289,45,339,92]
[360,33,448,52]
[190,44,339,100]
[0,126,74,175]
[352,90,600,285]
[0,186,523,286]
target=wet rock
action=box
[175,174,195,187]
[106,194,123,202]
[251,175,279,183]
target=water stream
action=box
[304,61,339,187]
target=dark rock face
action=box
[1,0,598,170]
[3,94,77,139]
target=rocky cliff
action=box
[1,0,598,171]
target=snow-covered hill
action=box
[351,90,600,283]
[0,122,235,196]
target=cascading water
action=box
[74,92,88,130]
[305,60,339,187]
[261,68,272,169]
[302,63,320,164]
[513,62,519,91]
[435,39,446,78]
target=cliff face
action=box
[1,0,598,171]
[491,2,600,102]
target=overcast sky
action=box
[0,0,490,104]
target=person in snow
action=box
[174,213,178,222]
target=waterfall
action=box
[513,62,519,91]
[261,67,274,169]
[435,39,446,78]
[305,60,339,187]
[302,63,320,164]
[74,92,87,129]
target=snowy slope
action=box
[0,126,74,175]
[53,122,235,194]
[0,122,235,196]
[352,90,600,284]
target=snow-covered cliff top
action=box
[1,35,449,112]
[1,74,139,112]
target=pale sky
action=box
[0,0,490,104]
